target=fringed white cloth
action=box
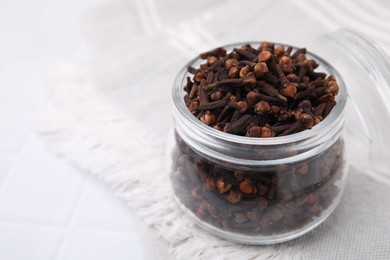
[35,1,390,259]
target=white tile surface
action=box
[22,133,60,161]
[0,158,12,185]
[0,0,144,259]
[0,102,31,154]
[73,179,138,232]
[0,225,63,260]
[60,230,143,260]
[0,159,86,225]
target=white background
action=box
[0,0,144,259]
[1,0,390,259]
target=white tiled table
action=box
[0,0,144,259]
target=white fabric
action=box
[35,0,390,259]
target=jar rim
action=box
[172,41,347,146]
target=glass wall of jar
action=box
[170,43,348,244]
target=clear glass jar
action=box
[169,40,349,244]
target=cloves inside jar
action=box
[170,42,348,244]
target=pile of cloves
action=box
[183,42,339,137]
[171,133,344,235]
[172,43,346,237]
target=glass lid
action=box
[311,28,390,183]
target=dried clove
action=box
[172,42,345,237]
[184,42,340,137]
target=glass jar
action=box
[170,37,350,244]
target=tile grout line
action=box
[0,220,136,236]
[0,134,32,199]
[53,175,90,260]
[43,12,95,259]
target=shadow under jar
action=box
[170,42,348,245]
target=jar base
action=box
[172,185,345,245]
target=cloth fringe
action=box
[34,61,304,259]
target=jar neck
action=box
[173,103,345,168]
[172,42,347,168]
